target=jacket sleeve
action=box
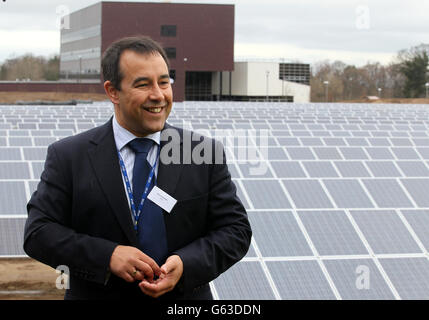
[23,143,118,285]
[173,140,252,294]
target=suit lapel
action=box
[87,119,138,246]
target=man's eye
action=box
[136,83,148,88]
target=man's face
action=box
[113,50,173,137]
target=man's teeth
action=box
[146,107,162,113]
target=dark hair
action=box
[101,35,170,90]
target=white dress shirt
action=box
[112,115,161,223]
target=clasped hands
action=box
[109,245,183,298]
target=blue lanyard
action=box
[118,145,160,231]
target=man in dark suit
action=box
[23,36,252,300]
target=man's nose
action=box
[149,83,163,101]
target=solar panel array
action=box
[1,101,429,299]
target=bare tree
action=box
[0,54,59,81]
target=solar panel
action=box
[31,162,45,178]
[266,260,336,299]
[323,259,395,299]
[323,137,346,146]
[324,180,374,208]
[379,258,429,299]
[302,161,339,178]
[368,180,411,206]
[0,181,27,215]
[264,147,288,159]
[298,210,367,255]
[401,179,429,206]
[0,218,27,256]
[400,210,429,249]
[368,137,391,146]
[334,161,371,177]
[242,180,292,209]
[351,210,421,254]
[396,161,429,177]
[283,180,333,209]
[238,162,273,178]
[417,148,429,159]
[23,147,48,160]
[0,162,30,179]
[312,147,342,159]
[213,261,276,300]
[339,147,368,159]
[366,161,401,177]
[1,101,429,299]
[286,147,315,160]
[8,137,32,146]
[249,211,312,257]
[0,147,22,160]
[392,147,420,159]
[301,137,323,146]
[366,147,395,159]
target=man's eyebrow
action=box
[132,74,170,86]
[132,77,149,86]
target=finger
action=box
[122,271,136,283]
[132,269,145,281]
[161,255,182,275]
[139,279,169,298]
[141,277,171,293]
[160,260,174,275]
[158,271,167,280]
[133,259,156,281]
[139,279,156,296]
[160,265,168,275]
[137,253,162,276]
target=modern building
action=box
[212,60,311,103]
[0,2,311,102]
[59,1,235,101]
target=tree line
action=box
[0,43,428,101]
[0,54,60,81]
[311,43,429,101]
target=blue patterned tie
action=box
[128,138,168,265]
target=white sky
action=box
[0,0,428,66]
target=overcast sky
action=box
[1,0,428,66]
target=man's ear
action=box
[104,81,120,105]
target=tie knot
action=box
[128,138,154,154]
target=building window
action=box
[161,25,177,37]
[165,47,176,59]
[279,63,310,85]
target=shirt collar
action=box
[112,114,160,152]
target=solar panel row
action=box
[1,102,429,299]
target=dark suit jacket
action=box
[23,119,252,300]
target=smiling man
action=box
[23,36,252,300]
[106,49,173,137]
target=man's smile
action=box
[142,105,166,114]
